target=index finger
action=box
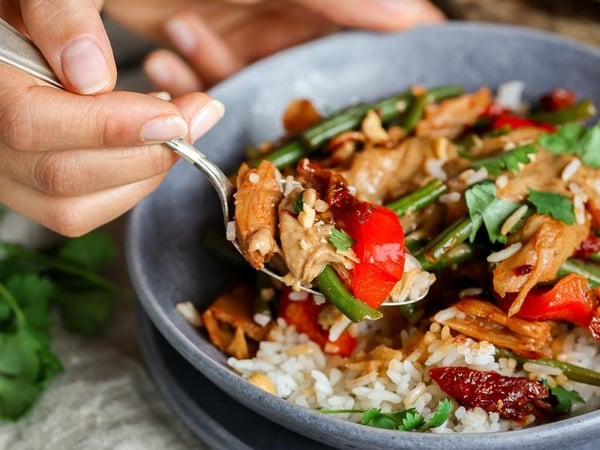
[19,0,116,94]
[0,66,196,152]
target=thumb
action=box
[19,0,116,94]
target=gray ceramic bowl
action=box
[126,22,600,450]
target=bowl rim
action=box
[126,21,600,449]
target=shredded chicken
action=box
[343,137,459,203]
[415,87,492,139]
[436,298,554,358]
[278,188,347,288]
[201,284,271,359]
[234,160,283,269]
[493,214,589,315]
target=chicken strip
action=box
[234,160,283,269]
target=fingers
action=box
[0,91,224,196]
[158,12,245,88]
[0,173,166,237]
[292,0,445,31]
[0,61,226,235]
[0,64,212,152]
[144,49,204,97]
[19,0,116,94]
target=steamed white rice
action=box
[228,313,600,433]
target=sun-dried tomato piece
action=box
[429,367,550,421]
[540,88,576,111]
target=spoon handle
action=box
[0,18,62,88]
[0,18,235,225]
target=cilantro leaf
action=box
[472,144,537,176]
[0,295,9,323]
[0,229,118,421]
[539,120,600,168]
[323,399,453,432]
[4,274,55,341]
[399,409,425,431]
[329,228,354,251]
[54,288,113,336]
[0,328,41,381]
[465,182,521,243]
[539,122,585,154]
[424,398,453,429]
[361,408,399,429]
[580,124,600,168]
[293,192,304,214]
[57,231,116,271]
[527,188,575,225]
[0,283,63,421]
[543,381,585,415]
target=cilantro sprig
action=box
[0,230,121,421]
[465,181,521,244]
[527,188,575,225]
[542,380,584,416]
[472,144,537,176]
[538,120,600,168]
[328,228,354,251]
[293,191,304,214]
[320,398,453,432]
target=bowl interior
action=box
[126,22,600,450]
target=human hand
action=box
[0,2,224,236]
[102,0,444,96]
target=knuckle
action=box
[44,202,91,238]
[33,152,78,196]
[0,99,36,152]
[145,145,178,174]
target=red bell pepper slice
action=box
[496,273,598,327]
[297,159,406,309]
[350,206,405,307]
[278,288,357,356]
[339,205,406,308]
[491,114,556,132]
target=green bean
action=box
[386,178,447,217]
[302,103,372,150]
[427,85,465,103]
[419,243,475,272]
[314,265,382,322]
[529,99,597,125]
[496,348,600,386]
[402,92,429,133]
[372,92,411,122]
[416,217,473,266]
[258,85,464,169]
[259,139,305,169]
[558,258,600,287]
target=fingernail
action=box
[377,0,444,19]
[61,38,111,94]
[165,17,197,54]
[191,100,225,141]
[144,57,173,87]
[149,91,172,101]
[141,115,188,143]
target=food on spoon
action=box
[191,83,600,433]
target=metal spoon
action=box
[0,18,423,307]
[0,18,317,290]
